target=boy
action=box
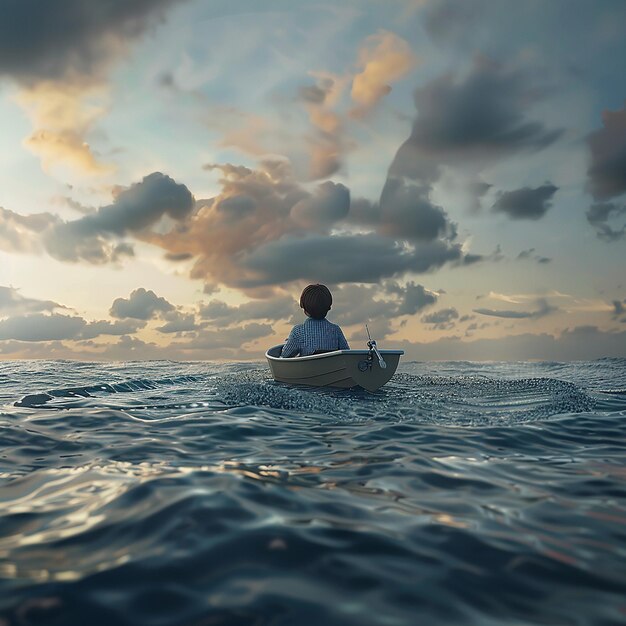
[281,284,349,357]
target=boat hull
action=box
[265,345,404,392]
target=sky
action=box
[1,0,625,361]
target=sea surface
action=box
[1,358,625,626]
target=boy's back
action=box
[281,317,349,357]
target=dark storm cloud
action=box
[45,173,194,263]
[378,178,454,241]
[398,58,562,163]
[385,281,438,315]
[474,298,557,319]
[347,198,381,226]
[290,182,350,230]
[586,103,626,201]
[586,202,626,242]
[375,57,560,253]
[324,284,397,327]
[236,234,465,287]
[110,288,175,320]
[411,239,466,272]
[492,184,558,220]
[239,233,408,285]
[0,286,66,315]
[0,0,183,83]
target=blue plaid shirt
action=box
[281,317,350,357]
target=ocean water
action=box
[1,358,625,626]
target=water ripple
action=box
[1,358,625,625]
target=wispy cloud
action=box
[350,30,417,118]
[474,298,557,319]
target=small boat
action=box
[265,338,404,392]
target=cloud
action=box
[290,182,350,230]
[293,32,415,178]
[466,179,493,212]
[0,286,66,316]
[44,172,193,263]
[0,295,145,341]
[165,252,194,262]
[492,183,558,220]
[80,318,146,339]
[0,0,183,174]
[586,102,626,200]
[421,307,459,329]
[394,326,626,361]
[611,299,626,322]
[298,84,329,105]
[517,248,552,264]
[350,30,417,118]
[2,173,191,264]
[273,282,439,331]
[397,57,562,166]
[379,177,456,241]
[199,296,297,324]
[235,234,464,288]
[155,314,199,334]
[385,281,438,315]
[169,323,273,351]
[298,76,350,180]
[135,161,478,290]
[3,149,478,291]
[14,81,114,175]
[0,314,86,341]
[372,56,560,263]
[474,298,557,319]
[110,288,175,320]
[0,0,182,83]
[586,202,626,242]
[0,207,60,254]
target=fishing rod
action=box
[365,324,386,369]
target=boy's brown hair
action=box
[300,284,332,320]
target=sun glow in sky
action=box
[1,0,625,361]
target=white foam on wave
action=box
[214,370,595,427]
